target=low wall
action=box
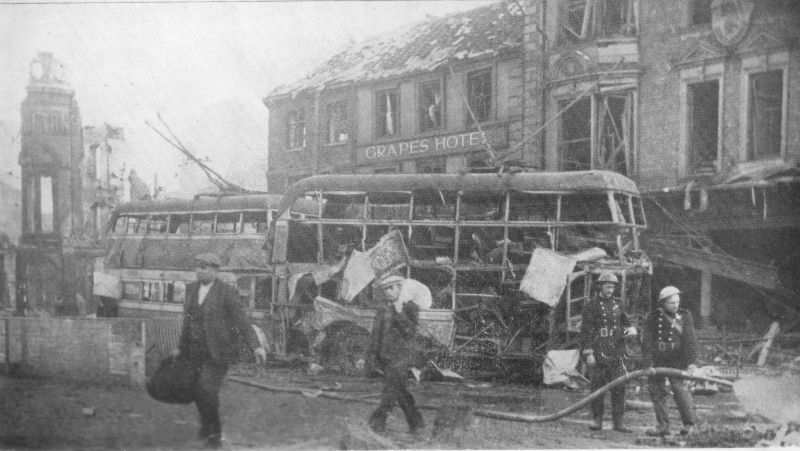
[1,317,146,386]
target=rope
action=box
[229,367,733,424]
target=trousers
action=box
[589,360,627,422]
[369,364,424,431]
[194,362,230,439]
[648,374,696,427]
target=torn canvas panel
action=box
[519,247,577,307]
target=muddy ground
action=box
[0,362,773,450]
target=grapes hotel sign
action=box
[356,124,508,164]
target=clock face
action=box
[31,61,43,79]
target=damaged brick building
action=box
[265,0,800,332]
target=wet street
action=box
[0,362,768,450]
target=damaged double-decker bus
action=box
[99,194,318,322]
[265,171,652,379]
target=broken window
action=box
[559,0,637,44]
[169,214,190,234]
[748,70,783,160]
[147,215,168,234]
[558,92,634,175]
[286,110,306,149]
[687,80,719,174]
[242,211,269,234]
[691,0,713,25]
[112,216,127,234]
[376,90,400,137]
[326,101,348,144]
[368,192,411,221]
[126,215,147,234]
[419,81,442,132]
[467,69,492,123]
[191,213,215,234]
[216,212,240,234]
[559,97,592,171]
[164,281,185,304]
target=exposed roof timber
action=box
[647,239,778,290]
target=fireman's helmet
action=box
[596,273,619,285]
[658,286,681,302]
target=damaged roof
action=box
[266,1,525,100]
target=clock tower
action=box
[17,52,87,315]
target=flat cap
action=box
[194,253,223,267]
[376,274,404,288]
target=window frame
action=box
[418,80,443,133]
[286,109,307,151]
[739,52,789,163]
[375,89,401,138]
[679,62,724,178]
[466,68,494,125]
[325,101,349,144]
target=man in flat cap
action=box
[364,273,429,433]
[175,253,266,449]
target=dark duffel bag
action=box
[146,355,199,404]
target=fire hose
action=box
[229,367,733,424]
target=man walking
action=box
[176,253,266,449]
[643,286,699,437]
[580,273,637,433]
[363,274,428,433]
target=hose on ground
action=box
[229,367,732,424]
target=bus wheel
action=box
[318,321,370,376]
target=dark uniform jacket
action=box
[580,296,631,364]
[367,301,422,369]
[641,308,697,369]
[178,279,260,364]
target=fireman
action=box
[580,272,638,432]
[642,286,699,437]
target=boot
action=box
[589,417,603,431]
[612,418,632,433]
[404,406,425,433]
[369,407,389,433]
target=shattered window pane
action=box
[126,215,147,234]
[376,90,400,137]
[419,81,442,132]
[559,0,637,44]
[459,191,505,221]
[242,211,268,234]
[412,190,457,220]
[460,225,506,263]
[748,70,783,160]
[286,220,318,263]
[409,225,455,261]
[327,101,348,143]
[614,193,633,224]
[559,193,613,222]
[112,216,127,234]
[321,193,366,220]
[191,213,215,234]
[147,215,168,234]
[365,225,408,250]
[368,192,411,220]
[467,69,492,123]
[169,214,190,234]
[632,196,646,225]
[322,224,362,261]
[509,192,558,222]
[216,212,240,234]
